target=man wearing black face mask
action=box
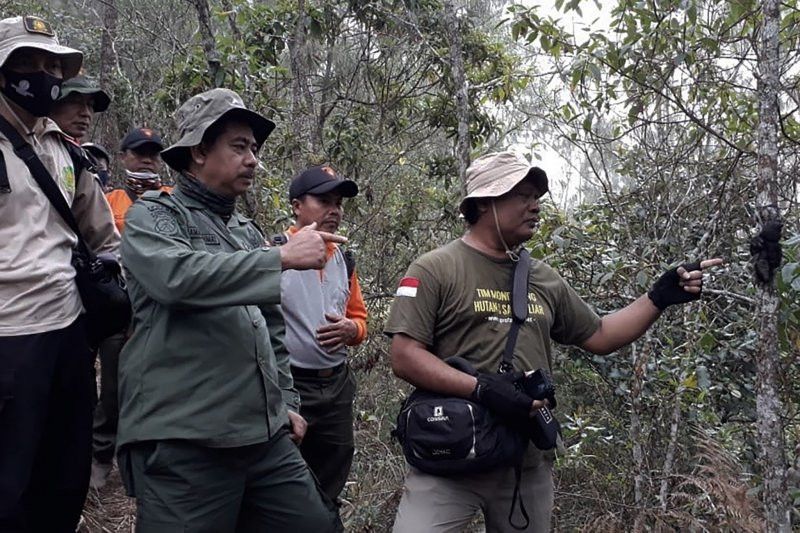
[0,15,120,533]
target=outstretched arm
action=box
[580,258,723,355]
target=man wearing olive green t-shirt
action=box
[385,151,723,533]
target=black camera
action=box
[518,369,557,409]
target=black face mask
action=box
[0,68,62,117]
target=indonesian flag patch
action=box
[396,277,419,297]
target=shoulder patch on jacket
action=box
[139,194,183,236]
[61,140,95,187]
[145,203,179,235]
[141,189,171,200]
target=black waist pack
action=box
[393,358,529,476]
[0,116,131,347]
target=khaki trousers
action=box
[393,449,554,533]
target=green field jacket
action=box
[117,186,299,448]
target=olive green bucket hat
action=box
[58,75,110,112]
[161,88,275,171]
[458,151,549,215]
[0,16,82,79]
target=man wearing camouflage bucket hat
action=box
[49,74,110,143]
[0,15,120,533]
[385,151,723,532]
[117,87,344,532]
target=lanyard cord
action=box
[492,200,520,262]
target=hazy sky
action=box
[509,1,613,209]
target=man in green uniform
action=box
[117,88,343,532]
[385,151,723,532]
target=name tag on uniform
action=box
[188,225,221,246]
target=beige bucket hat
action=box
[0,16,82,79]
[161,88,275,171]
[459,151,548,214]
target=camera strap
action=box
[495,247,532,530]
[499,247,531,374]
[0,114,92,260]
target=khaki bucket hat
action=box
[0,16,82,80]
[161,88,275,171]
[458,151,548,214]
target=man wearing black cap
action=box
[49,74,110,143]
[279,165,367,503]
[107,127,168,232]
[117,88,344,531]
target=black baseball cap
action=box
[120,127,164,152]
[289,165,358,200]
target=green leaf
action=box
[570,67,583,89]
[699,332,717,351]
[687,2,697,25]
[587,62,602,81]
[781,262,799,284]
[627,102,643,126]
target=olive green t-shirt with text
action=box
[384,239,601,373]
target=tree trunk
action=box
[444,0,470,195]
[220,0,250,96]
[629,336,650,530]
[288,0,321,174]
[97,0,120,182]
[659,383,683,510]
[219,0,259,220]
[188,0,222,87]
[754,0,789,530]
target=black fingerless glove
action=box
[647,261,701,310]
[469,371,532,423]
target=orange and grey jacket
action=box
[280,225,368,369]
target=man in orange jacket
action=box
[278,165,367,503]
[91,127,169,489]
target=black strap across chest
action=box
[499,248,531,373]
[0,115,92,259]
